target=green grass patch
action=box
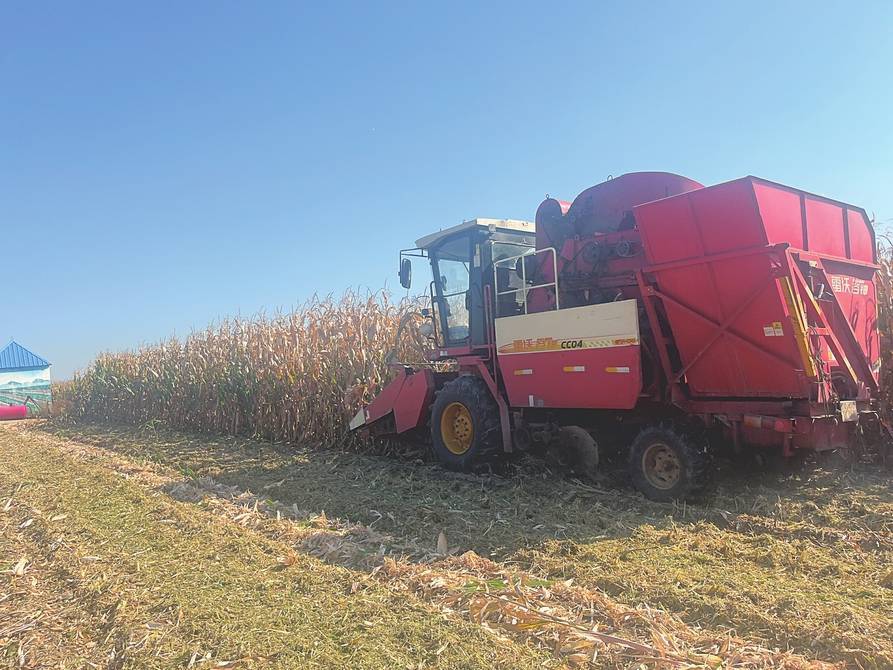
[0,426,554,669]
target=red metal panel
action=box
[814,258,881,384]
[365,369,408,424]
[636,176,879,401]
[636,192,705,265]
[364,367,435,434]
[792,416,856,451]
[752,182,804,249]
[392,368,435,433]
[752,179,875,263]
[690,179,767,254]
[500,346,641,409]
[823,261,878,349]
[804,198,846,258]
[636,178,766,263]
[650,267,806,397]
[635,180,811,398]
[846,208,876,262]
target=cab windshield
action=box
[432,236,471,344]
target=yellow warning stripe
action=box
[498,335,639,355]
[780,277,817,378]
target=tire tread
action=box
[429,376,500,471]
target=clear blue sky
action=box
[2,2,892,378]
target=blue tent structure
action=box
[0,341,50,371]
[0,341,52,413]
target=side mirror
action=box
[399,258,412,289]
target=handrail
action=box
[493,247,560,316]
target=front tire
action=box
[628,425,707,501]
[430,376,500,471]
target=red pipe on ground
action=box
[0,405,28,421]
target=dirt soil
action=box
[2,421,891,669]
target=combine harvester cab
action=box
[351,174,884,501]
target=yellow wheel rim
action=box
[440,402,474,455]
[642,442,682,490]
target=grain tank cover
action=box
[638,177,875,266]
[634,177,878,399]
[535,172,703,251]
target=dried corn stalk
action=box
[58,291,427,447]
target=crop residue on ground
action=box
[2,422,889,668]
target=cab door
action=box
[431,234,473,347]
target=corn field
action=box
[56,292,427,447]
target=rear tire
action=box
[557,426,600,481]
[430,376,500,471]
[628,425,707,502]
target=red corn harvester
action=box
[350,172,886,500]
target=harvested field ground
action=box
[2,421,892,669]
